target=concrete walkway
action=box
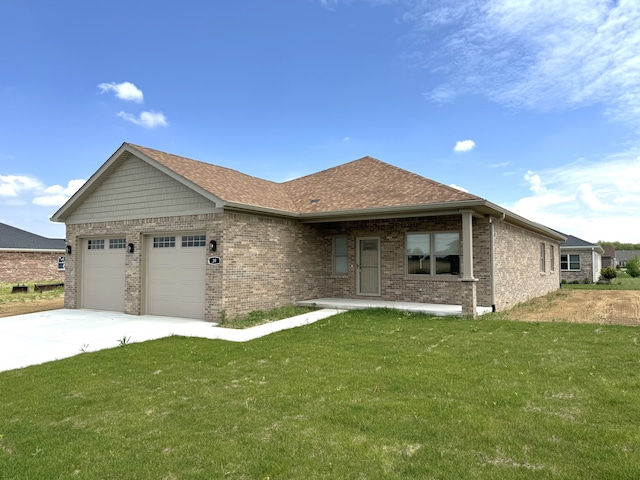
[298,297,493,317]
[0,308,344,373]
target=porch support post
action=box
[460,209,478,318]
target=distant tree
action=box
[597,241,640,250]
[626,256,640,278]
[600,266,618,284]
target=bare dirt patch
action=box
[0,297,64,318]
[502,290,640,326]
[1,290,639,326]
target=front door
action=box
[357,237,380,296]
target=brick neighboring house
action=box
[51,143,563,321]
[0,223,65,283]
[559,234,604,284]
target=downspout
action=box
[489,213,506,312]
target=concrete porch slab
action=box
[297,298,493,317]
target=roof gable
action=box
[0,223,65,250]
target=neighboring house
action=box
[0,223,66,283]
[559,234,603,284]
[617,250,640,268]
[51,143,563,321]
[601,245,616,269]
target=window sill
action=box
[404,275,461,282]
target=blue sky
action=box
[1,0,639,243]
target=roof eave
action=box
[561,245,605,254]
[223,202,301,218]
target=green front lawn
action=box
[562,271,640,290]
[1,310,639,479]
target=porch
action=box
[297,298,493,317]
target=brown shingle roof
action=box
[284,156,480,213]
[128,144,481,215]
[130,144,297,213]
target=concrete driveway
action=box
[0,308,343,373]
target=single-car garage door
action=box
[146,233,206,320]
[81,237,126,312]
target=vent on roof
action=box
[310,199,320,203]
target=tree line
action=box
[597,241,640,250]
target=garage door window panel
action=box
[154,236,176,248]
[87,239,104,250]
[182,235,206,247]
[110,238,126,249]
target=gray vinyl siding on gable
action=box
[65,155,220,224]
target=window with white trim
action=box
[332,235,348,275]
[57,256,65,271]
[550,245,555,272]
[406,232,460,276]
[540,243,546,272]
[561,254,580,271]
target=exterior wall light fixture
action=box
[210,240,217,252]
[128,243,135,254]
[66,245,72,254]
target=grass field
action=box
[562,270,640,290]
[0,281,64,303]
[1,309,639,479]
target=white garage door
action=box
[146,234,206,320]
[81,238,126,312]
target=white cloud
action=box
[489,162,509,168]
[0,175,43,197]
[33,179,85,207]
[1,174,85,209]
[504,149,640,242]
[449,183,468,192]
[117,111,168,129]
[402,0,640,127]
[98,81,144,103]
[453,140,476,153]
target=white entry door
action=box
[146,234,206,319]
[357,237,380,296]
[81,238,126,312]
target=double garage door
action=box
[81,233,206,319]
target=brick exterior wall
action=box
[492,220,560,311]
[307,216,492,307]
[65,214,224,321]
[0,251,65,283]
[220,212,327,318]
[64,211,560,321]
[560,249,595,284]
